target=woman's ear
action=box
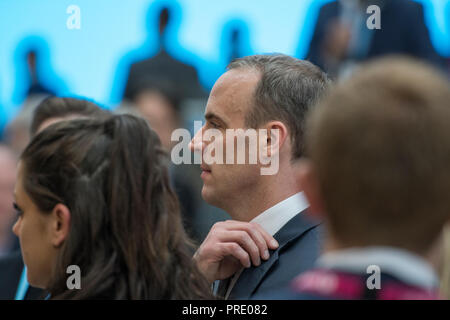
[50,203,71,248]
[297,159,325,219]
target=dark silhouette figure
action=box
[25,50,55,97]
[5,37,68,154]
[224,20,252,66]
[120,3,206,104]
[200,19,253,93]
[12,36,67,105]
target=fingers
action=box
[218,230,262,266]
[220,243,251,268]
[194,220,281,282]
[213,220,279,264]
[250,222,279,250]
[218,220,279,249]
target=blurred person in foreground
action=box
[0,97,109,300]
[277,56,450,299]
[12,114,212,299]
[190,54,329,299]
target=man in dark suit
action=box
[306,0,445,78]
[190,54,329,299]
[271,56,450,299]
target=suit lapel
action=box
[228,210,320,299]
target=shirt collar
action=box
[317,246,439,290]
[223,192,309,299]
[251,192,308,236]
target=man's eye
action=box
[210,122,220,129]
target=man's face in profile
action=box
[190,68,263,210]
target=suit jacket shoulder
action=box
[228,211,322,299]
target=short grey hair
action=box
[227,54,330,160]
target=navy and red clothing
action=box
[286,268,440,300]
[258,247,440,300]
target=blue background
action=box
[0,0,449,129]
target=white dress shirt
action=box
[223,192,309,299]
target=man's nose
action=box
[189,126,205,153]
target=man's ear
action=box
[297,159,325,218]
[263,121,288,158]
[49,203,71,248]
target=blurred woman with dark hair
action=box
[12,114,212,299]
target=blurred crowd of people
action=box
[0,0,450,300]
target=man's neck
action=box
[225,169,302,221]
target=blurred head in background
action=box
[134,86,181,151]
[30,96,110,136]
[158,6,170,40]
[118,82,181,152]
[3,96,108,156]
[298,56,450,256]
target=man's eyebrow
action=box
[205,112,228,127]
